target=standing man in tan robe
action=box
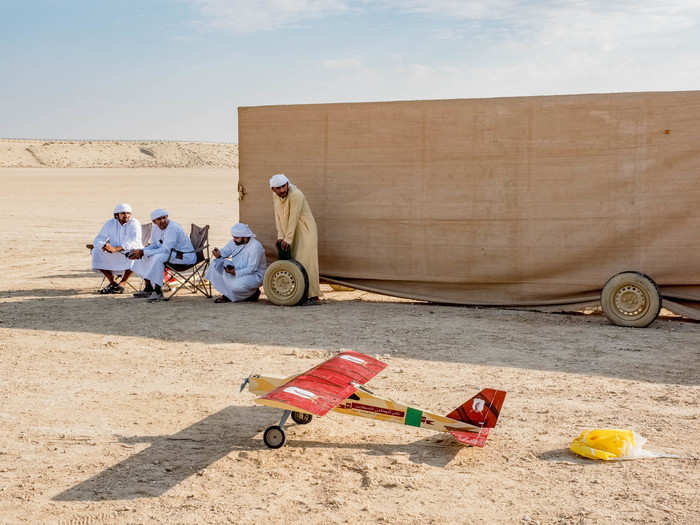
[270,173,321,304]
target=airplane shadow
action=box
[285,436,461,468]
[53,406,272,501]
[53,405,460,501]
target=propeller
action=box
[239,374,252,392]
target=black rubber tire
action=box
[263,425,286,449]
[263,259,309,306]
[291,411,313,425]
[601,271,661,328]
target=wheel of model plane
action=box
[601,271,661,328]
[291,411,313,425]
[263,425,286,448]
[263,259,309,306]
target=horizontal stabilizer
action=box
[449,428,490,447]
[446,388,506,428]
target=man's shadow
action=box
[53,405,460,501]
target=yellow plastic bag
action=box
[571,429,674,461]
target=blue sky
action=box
[1,1,699,142]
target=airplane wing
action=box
[256,351,387,416]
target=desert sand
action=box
[0,139,236,168]
[0,141,698,524]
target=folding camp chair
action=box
[87,222,152,293]
[162,223,212,300]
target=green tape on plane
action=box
[404,407,423,427]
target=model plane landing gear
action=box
[263,410,291,449]
[291,411,312,425]
[263,425,286,448]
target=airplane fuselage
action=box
[246,374,482,434]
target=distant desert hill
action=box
[0,139,237,168]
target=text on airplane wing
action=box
[257,351,387,416]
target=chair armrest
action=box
[168,244,210,261]
[168,247,201,256]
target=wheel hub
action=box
[270,270,297,297]
[613,285,648,317]
[265,428,284,446]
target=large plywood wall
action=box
[239,91,700,311]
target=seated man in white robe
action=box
[206,223,267,303]
[91,203,142,294]
[128,208,195,301]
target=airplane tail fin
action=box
[445,389,507,447]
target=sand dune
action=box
[0,139,236,168]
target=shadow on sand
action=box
[1,291,698,385]
[53,405,458,501]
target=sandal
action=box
[147,292,164,302]
[214,296,232,303]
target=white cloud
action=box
[187,1,700,40]
[321,57,364,70]
[186,0,700,102]
[188,0,351,32]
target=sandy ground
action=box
[1,167,699,525]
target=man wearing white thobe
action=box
[129,208,195,301]
[91,203,142,294]
[270,173,321,305]
[206,223,267,303]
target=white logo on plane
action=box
[472,398,486,412]
[339,354,366,365]
[284,386,317,400]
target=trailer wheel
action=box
[263,425,286,448]
[263,259,309,306]
[291,411,313,425]
[601,271,661,328]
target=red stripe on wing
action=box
[259,351,387,416]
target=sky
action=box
[1,0,699,142]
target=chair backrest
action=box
[189,224,209,263]
[141,222,152,246]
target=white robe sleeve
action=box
[235,242,266,277]
[93,220,113,250]
[219,240,237,259]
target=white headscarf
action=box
[150,208,168,221]
[230,223,256,238]
[269,173,289,188]
[113,203,132,214]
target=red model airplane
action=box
[241,351,507,449]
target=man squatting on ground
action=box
[91,203,143,294]
[270,173,321,305]
[128,208,195,301]
[206,222,267,303]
